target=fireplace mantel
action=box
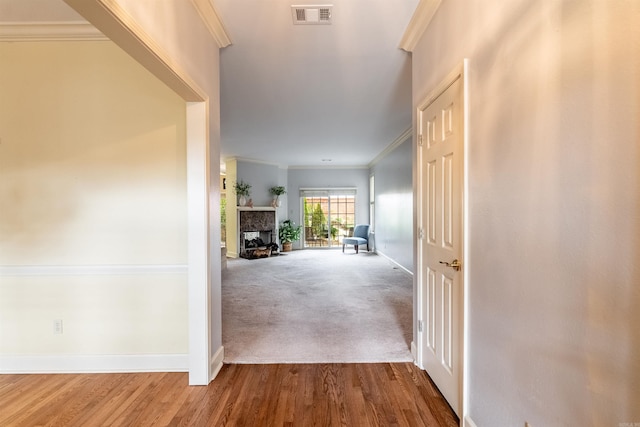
[237,206,276,212]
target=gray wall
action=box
[370,138,413,272]
[413,1,640,426]
[237,160,285,207]
[286,168,370,249]
[236,159,288,217]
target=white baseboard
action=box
[464,415,478,427]
[375,250,413,276]
[210,346,224,381]
[0,354,188,374]
[411,341,417,362]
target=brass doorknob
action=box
[439,259,461,271]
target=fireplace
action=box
[238,207,277,259]
[241,230,276,259]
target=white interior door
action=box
[418,73,464,415]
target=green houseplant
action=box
[234,180,251,206]
[269,186,286,196]
[269,185,286,207]
[278,219,301,252]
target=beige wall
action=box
[412,1,640,425]
[62,0,225,383]
[0,42,188,360]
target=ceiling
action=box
[0,0,418,168]
[215,0,417,167]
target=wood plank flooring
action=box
[0,363,459,426]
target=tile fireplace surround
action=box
[237,207,276,258]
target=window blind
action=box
[299,188,357,197]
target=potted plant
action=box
[278,219,301,252]
[269,185,286,207]
[234,180,251,206]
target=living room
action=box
[222,147,413,271]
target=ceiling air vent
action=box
[291,5,332,25]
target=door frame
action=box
[414,59,469,419]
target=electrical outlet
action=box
[53,319,63,334]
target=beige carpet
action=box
[222,249,413,363]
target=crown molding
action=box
[190,0,231,48]
[398,0,442,52]
[369,127,413,168]
[224,156,288,170]
[0,21,107,42]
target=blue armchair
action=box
[342,224,370,254]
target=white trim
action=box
[369,127,412,167]
[210,346,225,381]
[0,354,188,374]
[399,0,442,52]
[0,264,187,277]
[461,58,472,427]
[411,341,418,363]
[190,0,232,48]
[237,206,276,212]
[186,101,212,386]
[463,415,479,427]
[375,250,413,276]
[0,21,107,41]
[416,64,466,111]
[224,156,287,170]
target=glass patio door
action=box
[301,189,356,248]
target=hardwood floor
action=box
[0,363,458,426]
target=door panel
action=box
[418,75,463,416]
[427,268,436,354]
[442,274,453,373]
[427,160,437,245]
[443,153,454,248]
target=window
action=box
[369,174,375,232]
[300,188,356,248]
